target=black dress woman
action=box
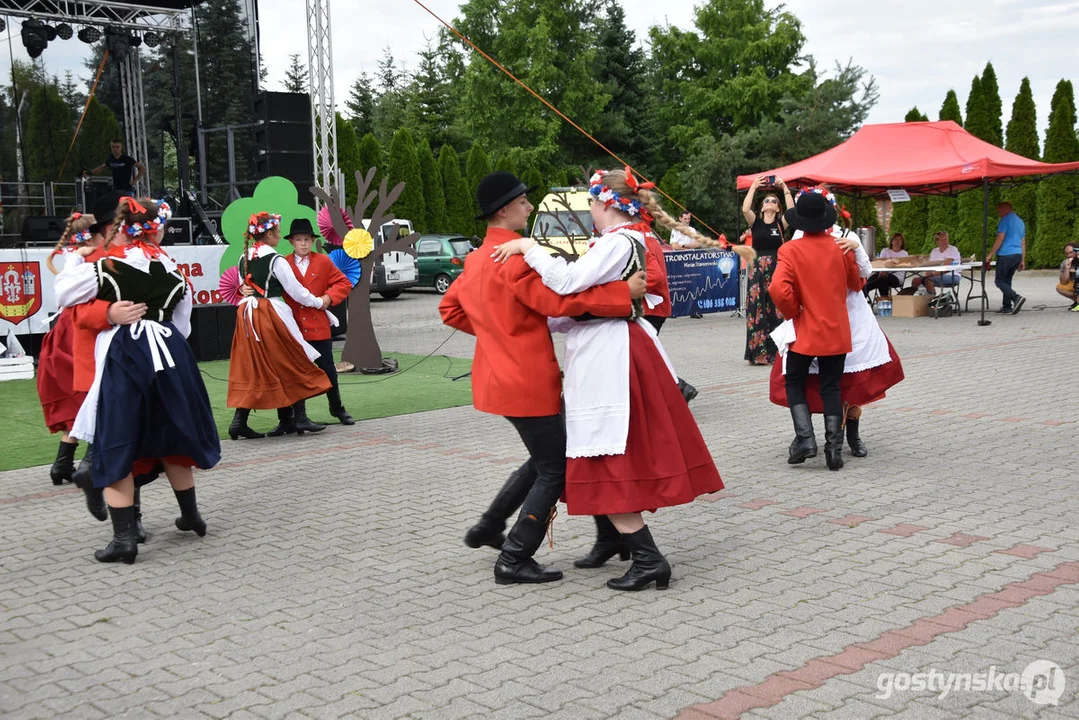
[742,174,794,365]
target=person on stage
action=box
[227,212,332,439]
[440,171,647,585]
[491,168,732,591]
[282,219,355,425]
[58,197,221,563]
[86,139,145,194]
[768,187,864,471]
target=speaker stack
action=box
[21,216,68,246]
[255,91,315,206]
[187,303,236,362]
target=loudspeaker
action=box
[187,303,236,362]
[21,216,67,246]
[254,91,314,205]
[161,218,193,246]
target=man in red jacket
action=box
[440,171,646,585]
[769,188,863,471]
[283,219,355,424]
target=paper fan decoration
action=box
[343,228,374,259]
[329,248,362,286]
[318,206,352,246]
[218,266,242,305]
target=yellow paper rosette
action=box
[342,228,374,259]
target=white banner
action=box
[0,245,229,335]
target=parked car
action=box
[361,218,419,299]
[416,234,475,293]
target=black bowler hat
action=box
[784,191,837,233]
[286,218,316,239]
[89,190,127,234]
[475,171,533,220]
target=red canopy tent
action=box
[736,120,1079,197]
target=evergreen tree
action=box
[956,75,990,257]
[25,83,72,183]
[1035,80,1079,267]
[74,96,122,179]
[927,90,963,251]
[408,42,453,150]
[356,132,384,191]
[336,113,361,207]
[438,144,472,235]
[346,72,376,139]
[1003,78,1039,259]
[377,46,400,93]
[464,142,490,235]
[520,163,546,223]
[284,54,308,93]
[889,106,931,253]
[980,62,1004,147]
[386,128,425,230]
[417,138,447,232]
[592,2,655,170]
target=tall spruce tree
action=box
[926,90,964,252]
[408,42,454,150]
[438,144,472,235]
[336,113,361,207]
[464,142,490,235]
[1035,80,1079,267]
[346,73,376,139]
[592,2,655,170]
[356,132,384,191]
[417,138,447,232]
[956,74,990,257]
[1003,78,1039,259]
[386,128,425,230]
[889,106,931,253]
[25,83,72,183]
[980,62,1004,146]
[74,96,122,179]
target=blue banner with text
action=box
[665,250,740,318]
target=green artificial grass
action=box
[0,350,472,472]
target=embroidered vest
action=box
[239,253,285,298]
[95,259,187,323]
[573,232,646,322]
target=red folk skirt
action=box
[769,339,905,413]
[36,310,86,433]
[565,322,724,516]
[227,300,331,410]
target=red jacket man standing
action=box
[769,188,863,471]
[283,219,354,424]
[440,171,646,585]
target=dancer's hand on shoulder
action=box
[627,271,647,300]
[490,238,535,263]
[835,236,860,253]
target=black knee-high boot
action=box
[50,440,77,485]
[788,405,818,464]
[327,388,354,425]
[267,406,296,437]
[71,444,107,522]
[228,408,265,440]
[94,505,138,564]
[292,400,325,435]
[824,415,845,471]
[845,412,868,458]
[133,486,147,544]
[174,487,207,536]
[494,511,563,585]
[607,525,671,591]
[574,515,630,568]
[465,462,534,550]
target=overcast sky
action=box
[2,0,1076,144]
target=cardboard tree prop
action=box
[311,168,420,373]
[218,177,320,275]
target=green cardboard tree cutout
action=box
[219,177,320,275]
[311,168,419,373]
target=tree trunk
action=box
[340,257,385,370]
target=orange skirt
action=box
[227,301,331,409]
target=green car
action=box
[416,234,475,293]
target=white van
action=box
[361,218,419,299]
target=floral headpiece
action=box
[248,212,282,237]
[795,186,837,207]
[119,198,172,238]
[589,167,655,221]
[59,212,94,248]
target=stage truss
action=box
[305,0,337,206]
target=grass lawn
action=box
[1,350,472,472]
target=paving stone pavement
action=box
[1,274,1077,720]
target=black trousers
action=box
[785,351,846,417]
[863,273,902,297]
[308,339,340,408]
[505,414,566,522]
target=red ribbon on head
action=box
[119,196,147,214]
[623,166,655,193]
[72,211,82,220]
[839,205,852,221]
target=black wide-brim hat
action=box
[784,191,837,233]
[286,218,316,239]
[89,190,127,234]
[475,171,535,220]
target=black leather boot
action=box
[465,462,534,550]
[133,487,147,544]
[50,440,77,485]
[846,417,868,458]
[574,515,630,568]
[327,389,355,425]
[71,445,107,522]
[267,407,296,437]
[174,487,207,537]
[787,405,818,464]
[607,525,671,591]
[676,378,699,403]
[228,408,265,440]
[94,505,138,564]
[824,415,845,471]
[494,512,563,585]
[292,400,325,435]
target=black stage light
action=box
[130,34,142,48]
[55,23,73,41]
[0,19,6,34]
[143,32,160,48]
[78,26,101,44]
[20,19,49,59]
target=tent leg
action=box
[978,177,991,327]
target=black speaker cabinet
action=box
[188,303,236,362]
[21,216,67,246]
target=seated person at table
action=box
[1056,243,1077,307]
[668,211,702,249]
[863,232,908,297]
[910,231,961,294]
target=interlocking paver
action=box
[2,275,1077,719]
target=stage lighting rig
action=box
[55,23,73,41]
[143,32,161,48]
[104,28,130,61]
[21,19,49,59]
[78,26,102,44]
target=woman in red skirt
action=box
[37,212,98,485]
[494,168,750,591]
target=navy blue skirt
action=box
[91,321,221,488]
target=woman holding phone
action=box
[742,174,794,365]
